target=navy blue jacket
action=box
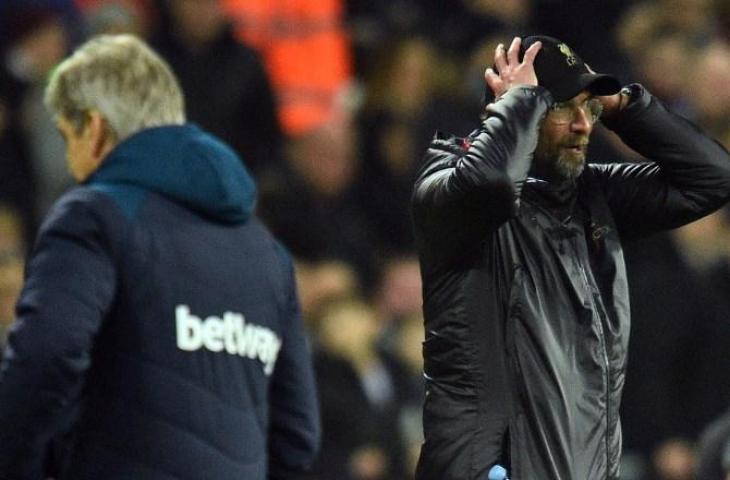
[0,124,320,480]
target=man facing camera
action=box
[411,35,730,480]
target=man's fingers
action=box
[484,68,500,90]
[522,41,542,65]
[484,67,500,84]
[507,37,521,65]
[484,68,505,99]
[494,43,507,74]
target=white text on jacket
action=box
[175,305,281,375]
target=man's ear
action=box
[87,111,115,161]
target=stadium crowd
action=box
[1,0,729,479]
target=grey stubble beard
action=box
[554,152,585,181]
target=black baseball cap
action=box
[520,35,621,102]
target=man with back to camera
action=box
[0,34,320,480]
[411,35,730,480]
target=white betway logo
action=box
[175,305,281,376]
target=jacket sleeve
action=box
[411,85,552,250]
[267,246,320,480]
[0,192,117,480]
[594,84,730,238]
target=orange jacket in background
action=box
[222,0,353,136]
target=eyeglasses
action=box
[547,97,603,124]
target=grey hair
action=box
[45,34,185,141]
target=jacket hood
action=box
[88,124,256,224]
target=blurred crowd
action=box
[1,0,730,479]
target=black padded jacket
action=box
[411,84,730,480]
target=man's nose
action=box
[571,106,593,133]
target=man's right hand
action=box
[484,37,542,100]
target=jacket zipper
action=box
[578,262,611,480]
[552,208,613,479]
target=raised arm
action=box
[412,87,551,236]
[412,39,549,250]
[413,38,552,251]
[594,84,730,238]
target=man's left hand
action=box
[598,91,626,119]
[585,64,626,118]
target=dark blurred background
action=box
[1,1,730,479]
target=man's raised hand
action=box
[484,37,542,100]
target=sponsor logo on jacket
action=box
[175,305,281,375]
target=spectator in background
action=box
[426,36,502,137]
[442,0,530,54]
[312,296,409,480]
[221,0,353,137]
[357,37,445,254]
[346,0,528,74]
[383,310,425,477]
[617,32,695,116]
[366,252,427,479]
[371,255,425,472]
[302,256,424,480]
[0,205,25,354]
[0,71,35,238]
[256,109,381,289]
[616,0,720,117]
[688,41,730,143]
[150,0,282,175]
[345,0,450,72]
[75,0,156,37]
[0,0,80,234]
[372,255,422,325]
[363,37,446,127]
[618,0,718,56]
[220,1,361,267]
[295,259,360,328]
